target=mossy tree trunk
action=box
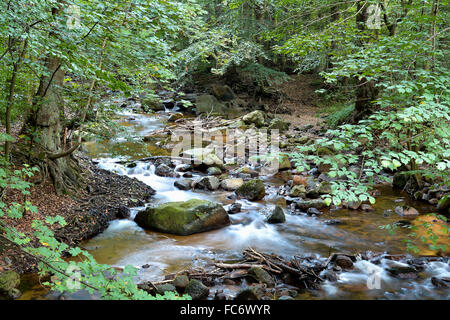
[23,57,81,195]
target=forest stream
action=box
[17,105,449,300]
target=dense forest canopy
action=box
[0,0,448,300]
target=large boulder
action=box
[195,94,227,115]
[174,179,193,190]
[266,206,286,224]
[195,176,220,191]
[155,164,174,177]
[212,84,235,101]
[134,199,230,235]
[268,118,289,132]
[242,111,265,127]
[142,97,165,112]
[221,178,244,191]
[0,271,20,293]
[236,179,266,201]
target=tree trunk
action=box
[24,57,81,194]
[352,1,379,122]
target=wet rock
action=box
[214,290,227,300]
[294,199,327,210]
[174,179,193,190]
[322,270,339,282]
[274,170,292,182]
[266,206,286,224]
[0,271,20,293]
[195,176,220,191]
[155,284,177,295]
[387,264,418,279]
[334,255,354,270]
[268,118,289,132]
[236,179,266,201]
[247,267,275,287]
[155,164,174,177]
[135,199,230,235]
[183,172,193,178]
[142,97,165,111]
[324,219,342,225]
[186,279,209,300]
[175,164,192,172]
[173,275,190,291]
[236,166,258,177]
[317,181,332,194]
[360,204,374,212]
[7,288,21,299]
[431,277,450,288]
[289,185,306,197]
[395,206,419,217]
[221,178,244,191]
[345,201,361,210]
[168,112,183,122]
[228,203,242,214]
[116,205,131,219]
[234,288,258,300]
[207,167,222,176]
[307,208,322,216]
[242,110,265,127]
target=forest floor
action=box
[272,74,325,129]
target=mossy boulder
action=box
[134,199,230,235]
[268,118,289,132]
[236,179,266,201]
[289,185,306,197]
[155,284,177,295]
[185,279,209,300]
[242,111,265,127]
[142,97,165,112]
[316,147,334,156]
[173,275,190,291]
[0,271,20,293]
[278,155,292,171]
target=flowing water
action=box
[20,107,450,300]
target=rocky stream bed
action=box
[3,92,449,300]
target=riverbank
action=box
[0,155,156,275]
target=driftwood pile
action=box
[148,247,326,291]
